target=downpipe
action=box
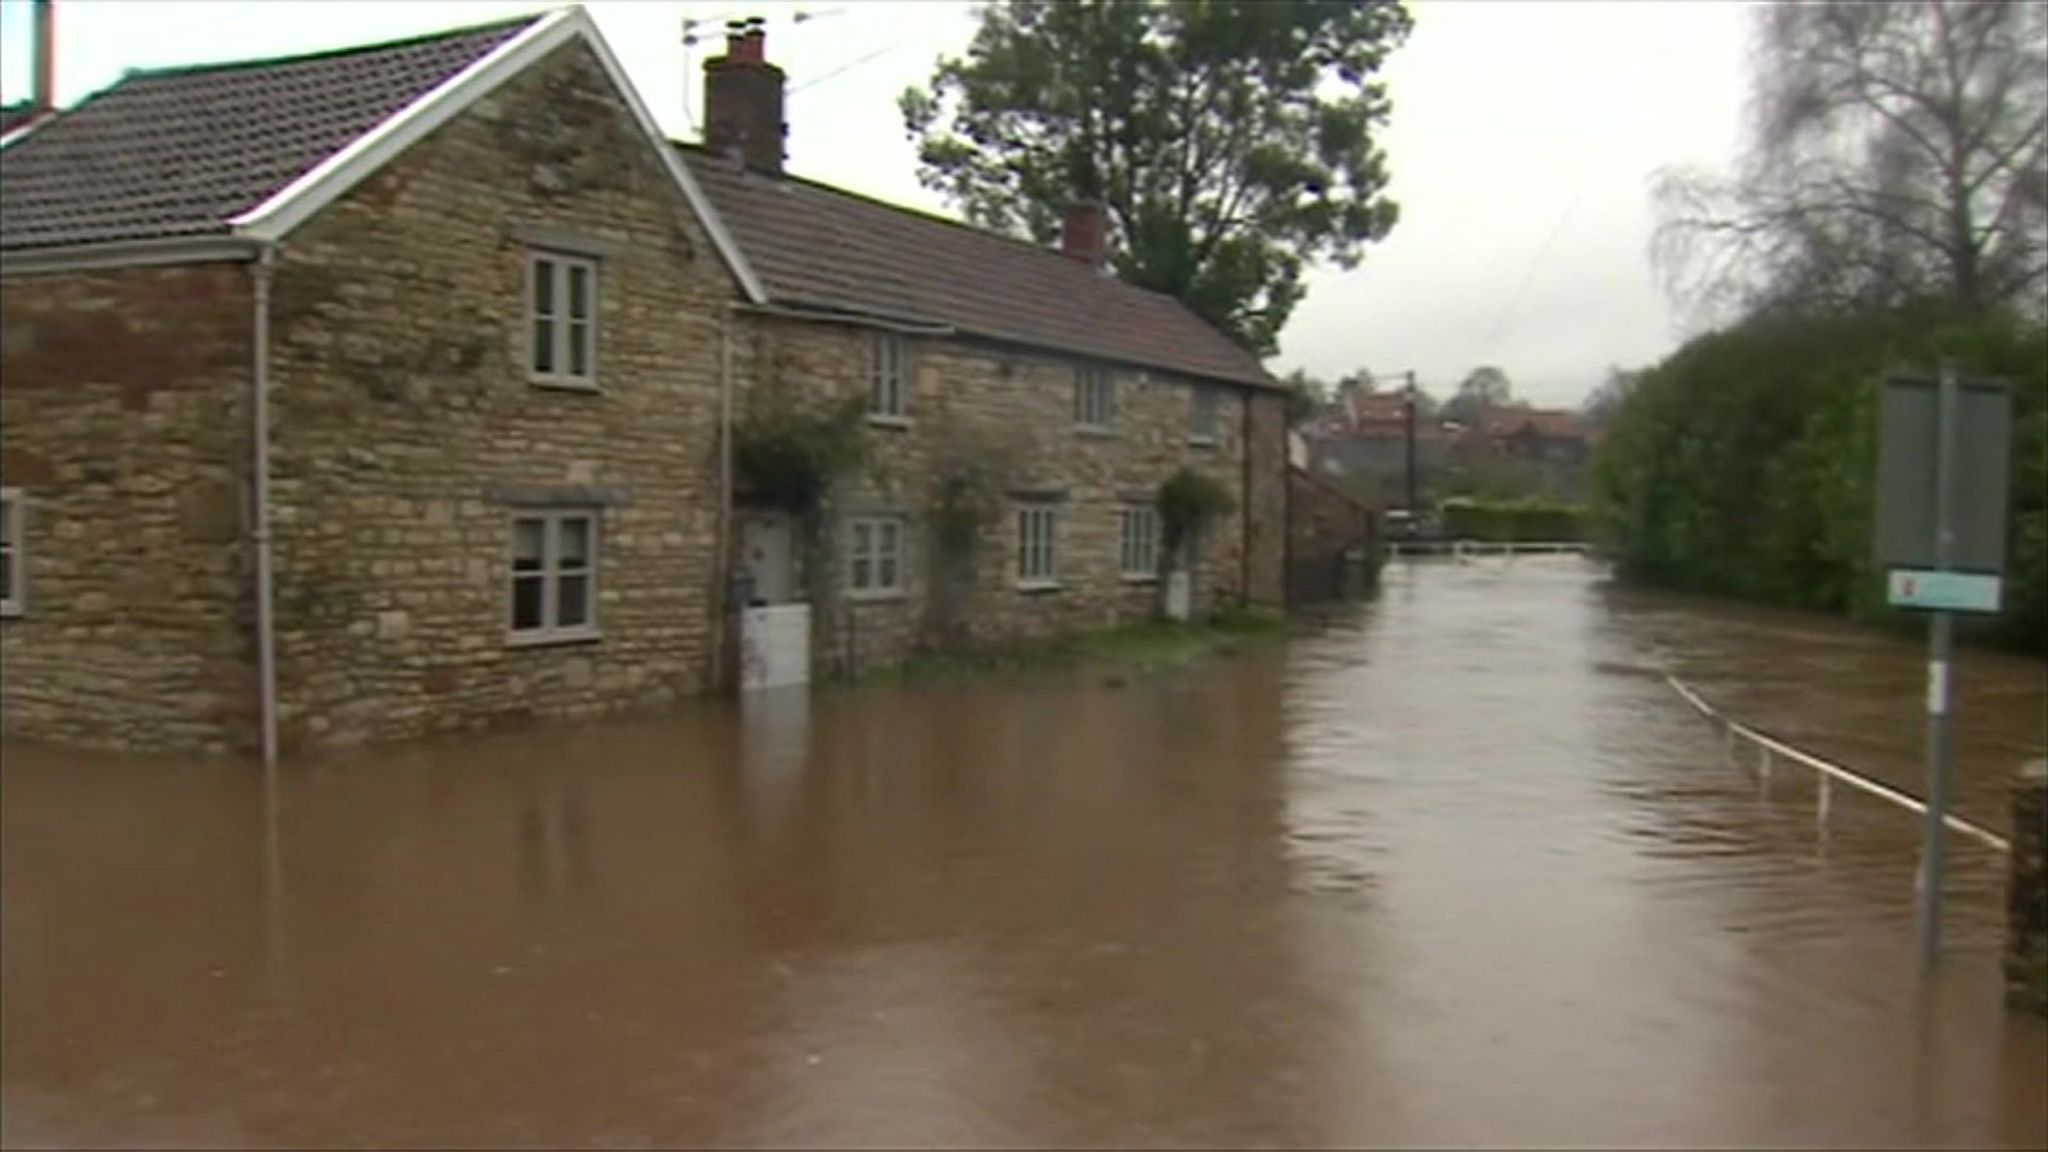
[251,246,279,773]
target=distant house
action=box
[0,7,1284,755]
[1301,393,1595,506]
[1472,407,1591,466]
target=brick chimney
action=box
[703,17,785,174]
[31,0,55,114]
[1060,199,1109,267]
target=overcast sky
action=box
[1,0,1751,407]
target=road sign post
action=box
[1874,365,2011,974]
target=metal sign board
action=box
[1886,568,2003,614]
[1874,375,2010,574]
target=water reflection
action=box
[2,556,2042,1147]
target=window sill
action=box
[530,376,601,393]
[1186,436,1220,449]
[1014,580,1064,595]
[505,628,603,649]
[1076,425,1119,439]
[845,588,908,604]
[867,414,913,430]
[1119,574,1159,585]
[0,605,21,620]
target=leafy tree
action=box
[1281,367,1331,427]
[1581,365,1641,431]
[899,0,1411,356]
[1443,365,1512,425]
[1653,1,2048,323]
[1338,369,1380,397]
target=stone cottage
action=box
[0,7,1285,759]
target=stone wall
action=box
[2011,759,2046,1016]
[264,38,736,749]
[0,263,257,753]
[1286,464,1377,603]
[730,314,1278,677]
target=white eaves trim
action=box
[0,115,49,151]
[226,4,767,304]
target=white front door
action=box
[740,513,797,605]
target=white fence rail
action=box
[1387,540,1592,559]
[1664,673,2009,854]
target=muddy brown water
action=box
[3,557,2044,1148]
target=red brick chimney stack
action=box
[32,0,56,114]
[703,16,786,174]
[1060,199,1109,268]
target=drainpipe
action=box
[1241,387,1253,606]
[252,246,280,772]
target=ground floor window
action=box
[1017,503,1058,587]
[1120,504,1159,579]
[0,488,21,617]
[847,516,905,595]
[510,510,598,641]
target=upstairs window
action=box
[870,333,908,419]
[1075,365,1115,429]
[529,251,598,388]
[1189,384,1222,443]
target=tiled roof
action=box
[1478,407,1586,441]
[1347,391,1412,424]
[0,14,538,251]
[678,146,1274,389]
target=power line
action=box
[682,9,850,130]
[1478,182,1587,360]
[789,40,907,97]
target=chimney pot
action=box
[1060,199,1109,268]
[32,0,55,114]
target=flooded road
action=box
[4,557,2044,1148]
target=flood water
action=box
[3,557,2044,1148]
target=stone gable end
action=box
[266,37,738,749]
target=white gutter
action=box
[0,236,260,277]
[734,301,954,337]
[251,246,280,772]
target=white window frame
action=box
[0,488,23,618]
[846,515,907,599]
[1119,504,1159,581]
[527,250,600,389]
[1016,502,1059,589]
[1189,384,1222,444]
[1075,365,1115,430]
[507,509,601,644]
[869,333,909,422]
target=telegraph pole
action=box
[1917,361,1960,970]
[1401,370,1420,515]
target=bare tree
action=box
[1654,1,2048,322]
